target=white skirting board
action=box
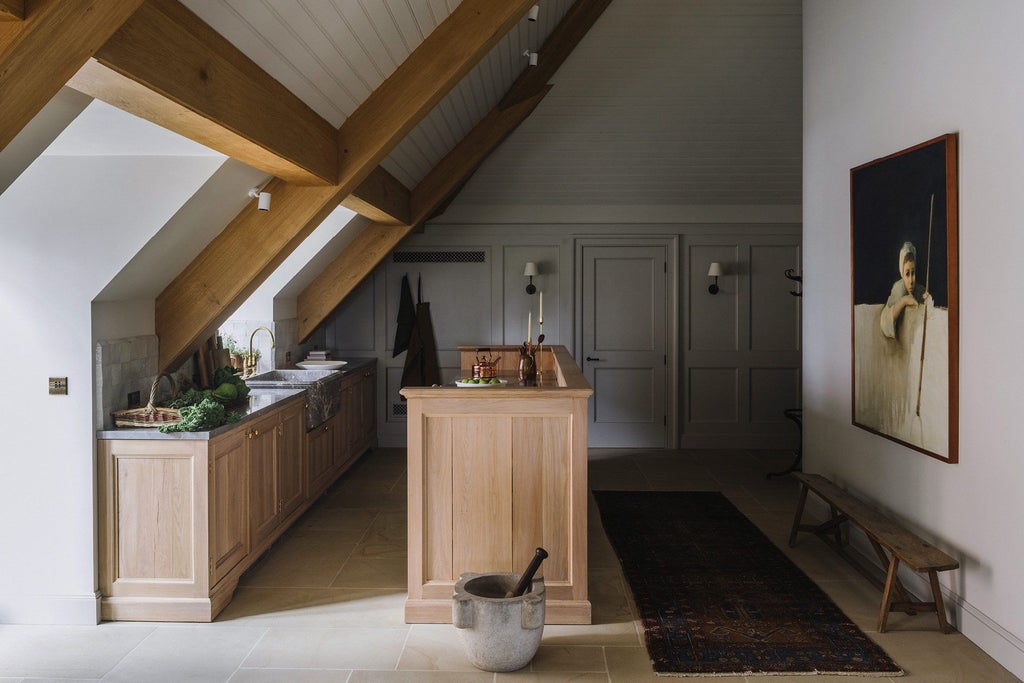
[802,496,1024,681]
[0,592,101,625]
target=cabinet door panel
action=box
[279,404,305,518]
[308,418,334,497]
[210,431,249,585]
[452,417,513,573]
[512,416,571,583]
[248,414,280,547]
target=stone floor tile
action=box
[101,625,266,683]
[0,624,154,679]
[529,646,606,672]
[242,627,408,670]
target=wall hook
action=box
[784,268,802,297]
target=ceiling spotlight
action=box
[528,4,540,21]
[248,187,271,212]
[522,49,538,67]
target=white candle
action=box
[539,292,543,325]
[528,311,532,343]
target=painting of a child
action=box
[850,134,958,463]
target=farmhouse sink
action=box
[245,368,339,387]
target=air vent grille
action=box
[392,402,407,417]
[392,250,485,263]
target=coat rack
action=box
[784,268,802,297]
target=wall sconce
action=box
[524,262,539,294]
[522,49,539,66]
[707,262,723,294]
[248,187,271,212]
[528,4,540,21]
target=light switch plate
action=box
[49,377,68,395]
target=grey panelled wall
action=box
[682,234,801,448]
[317,224,799,450]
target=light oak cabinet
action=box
[341,365,377,469]
[97,396,306,622]
[307,413,338,497]
[248,407,306,547]
[401,346,592,625]
[97,361,378,622]
[209,429,249,586]
[307,365,377,498]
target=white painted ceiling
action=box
[176,0,802,209]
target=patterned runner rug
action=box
[593,490,903,677]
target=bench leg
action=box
[929,570,953,633]
[878,555,901,633]
[788,483,809,547]
[869,539,915,612]
[828,505,844,547]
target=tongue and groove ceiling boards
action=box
[38,0,591,371]
[1,1,800,371]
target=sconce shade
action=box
[707,262,723,278]
[523,262,539,277]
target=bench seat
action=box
[789,472,959,632]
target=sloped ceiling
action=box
[454,0,803,209]
[178,0,801,209]
[1,0,802,370]
[180,0,577,190]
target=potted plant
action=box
[223,335,245,370]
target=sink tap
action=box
[245,326,276,378]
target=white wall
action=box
[0,154,223,623]
[804,1,1024,676]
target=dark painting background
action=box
[852,139,949,307]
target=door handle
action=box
[586,356,602,362]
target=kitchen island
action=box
[95,358,376,622]
[401,345,593,624]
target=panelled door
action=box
[581,244,669,447]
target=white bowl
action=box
[296,360,348,370]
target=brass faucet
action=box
[244,326,276,378]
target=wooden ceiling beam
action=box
[0,0,143,153]
[68,0,337,185]
[156,0,534,371]
[0,0,24,22]
[500,0,615,109]
[341,166,411,225]
[335,0,535,186]
[296,87,552,342]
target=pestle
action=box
[507,547,548,598]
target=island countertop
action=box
[399,345,592,399]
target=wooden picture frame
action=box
[850,134,958,463]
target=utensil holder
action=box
[518,352,537,385]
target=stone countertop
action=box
[98,357,377,441]
[96,388,306,441]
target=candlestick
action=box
[528,311,532,343]
[539,291,543,324]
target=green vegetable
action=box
[159,397,241,433]
[212,382,238,402]
[167,388,215,408]
[212,365,237,388]
[211,365,249,401]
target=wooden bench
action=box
[789,473,959,633]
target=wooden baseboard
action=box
[101,596,215,622]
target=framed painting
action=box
[850,134,958,463]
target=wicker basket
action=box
[112,373,181,428]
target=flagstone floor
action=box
[0,447,1017,682]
